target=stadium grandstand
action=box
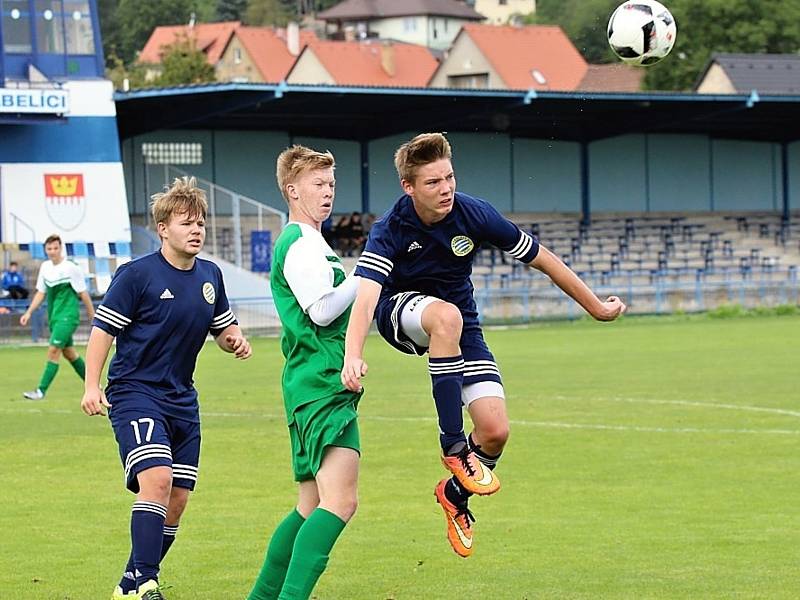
[107,83,800,330]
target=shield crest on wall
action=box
[44,173,86,231]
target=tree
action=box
[113,0,199,65]
[643,0,800,91]
[245,0,293,26]
[155,36,217,86]
[217,0,248,21]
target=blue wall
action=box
[512,138,581,213]
[122,130,799,217]
[589,135,648,212]
[648,135,711,212]
[712,140,780,211]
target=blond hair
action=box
[276,145,335,203]
[394,133,452,183]
[150,176,208,231]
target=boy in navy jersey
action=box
[342,133,625,557]
[81,177,252,599]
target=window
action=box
[234,47,242,65]
[447,73,489,89]
[403,17,416,32]
[499,0,508,5]
[2,0,32,52]
[142,143,204,165]
[63,0,95,54]
[36,0,67,53]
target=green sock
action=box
[277,508,346,600]
[247,510,306,600]
[38,361,59,393]
[69,356,86,380]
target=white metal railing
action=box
[10,212,36,243]
[163,166,287,269]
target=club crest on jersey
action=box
[202,282,215,304]
[450,235,474,257]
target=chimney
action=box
[380,41,396,77]
[287,21,300,56]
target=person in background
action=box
[20,235,95,400]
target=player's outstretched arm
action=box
[81,326,114,416]
[215,324,252,360]
[530,244,626,321]
[19,290,45,326]
[341,278,381,392]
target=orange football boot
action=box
[441,446,500,496]
[434,479,475,558]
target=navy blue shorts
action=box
[375,291,502,387]
[109,395,201,493]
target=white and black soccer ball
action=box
[607,1,677,66]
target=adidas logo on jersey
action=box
[160,288,175,299]
[407,241,422,253]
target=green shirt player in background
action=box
[20,233,95,399]
[247,146,361,600]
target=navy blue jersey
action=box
[355,192,539,328]
[93,251,237,421]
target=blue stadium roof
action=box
[114,83,800,143]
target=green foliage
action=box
[245,0,293,26]
[104,51,148,90]
[155,36,217,86]
[643,0,800,91]
[216,0,249,21]
[113,0,199,65]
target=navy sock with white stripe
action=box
[118,524,179,593]
[428,355,466,454]
[131,501,167,588]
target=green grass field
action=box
[2,314,800,599]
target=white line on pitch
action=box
[3,407,799,436]
[551,395,800,418]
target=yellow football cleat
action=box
[441,447,500,496]
[434,479,475,558]
[111,585,136,599]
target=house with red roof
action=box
[428,23,587,90]
[286,39,438,87]
[138,21,318,84]
[138,21,240,69]
[216,25,318,83]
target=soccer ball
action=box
[607,1,677,66]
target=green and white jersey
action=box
[35,258,87,324]
[271,222,350,419]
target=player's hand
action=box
[81,387,111,416]
[19,312,30,326]
[341,356,368,392]
[226,334,252,359]
[595,296,626,321]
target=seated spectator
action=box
[333,214,352,255]
[348,211,365,255]
[2,262,29,299]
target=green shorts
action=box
[49,321,78,348]
[289,390,361,482]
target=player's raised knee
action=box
[424,302,463,340]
